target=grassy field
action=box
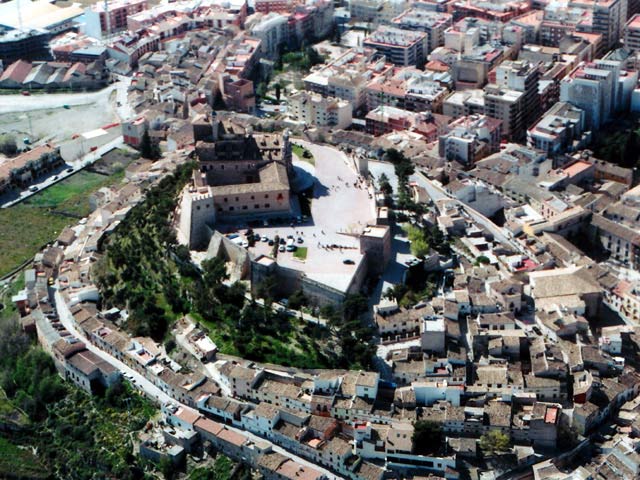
[292,144,315,165]
[0,170,125,277]
[0,389,29,429]
[0,437,49,479]
[293,246,308,260]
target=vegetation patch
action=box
[0,436,49,479]
[293,246,308,260]
[292,144,315,165]
[0,170,124,277]
[0,313,156,480]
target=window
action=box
[265,203,270,208]
[254,204,260,209]
[224,197,228,202]
[229,206,234,211]
[265,194,269,199]
[242,205,248,210]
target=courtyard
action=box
[227,141,377,294]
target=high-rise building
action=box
[560,63,614,129]
[483,60,540,142]
[625,14,640,51]
[392,8,453,53]
[363,26,428,67]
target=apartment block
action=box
[248,13,288,58]
[392,8,453,53]
[287,91,352,129]
[483,60,540,142]
[625,14,640,51]
[365,67,449,112]
[438,114,502,165]
[84,0,148,38]
[365,107,450,141]
[443,89,486,118]
[527,102,589,155]
[303,48,393,112]
[363,26,428,67]
[560,62,615,129]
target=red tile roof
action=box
[0,60,33,83]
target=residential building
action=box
[391,8,453,53]
[363,26,428,67]
[0,143,64,195]
[590,214,640,270]
[438,114,502,165]
[304,48,393,113]
[527,102,589,155]
[560,62,614,130]
[365,66,449,113]
[287,91,352,129]
[248,13,288,58]
[483,60,540,142]
[83,0,148,39]
[625,14,640,51]
[0,28,51,63]
[443,89,486,118]
[365,107,450,141]
[255,0,300,14]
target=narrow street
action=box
[53,287,344,480]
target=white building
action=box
[527,101,589,155]
[444,178,504,217]
[287,91,352,129]
[248,13,288,58]
[303,48,392,112]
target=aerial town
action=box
[3,0,640,478]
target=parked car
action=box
[279,245,285,252]
[261,236,269,242]
[297,237,303,244]
[28,185,38,192]
[279,238,286,245]
[241,240,249,248]
[268,240,274,246]
[21,90,30,96]
[66,167,74,173]
[286,245,297,252]
[343,259,355,265]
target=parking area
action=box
[224,142,377,293]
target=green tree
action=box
[256,274,279,306]
[139,129,161,160]
[342,294,368,321]
[378,173,393,195]
[412,420,443,455]
[288,289,307,310]
[384,284,408,302]
[0,135,18,156]
[475,255,491,265]
[405,225,430,258]
[159,457,176,480]
[479,430,510,454]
